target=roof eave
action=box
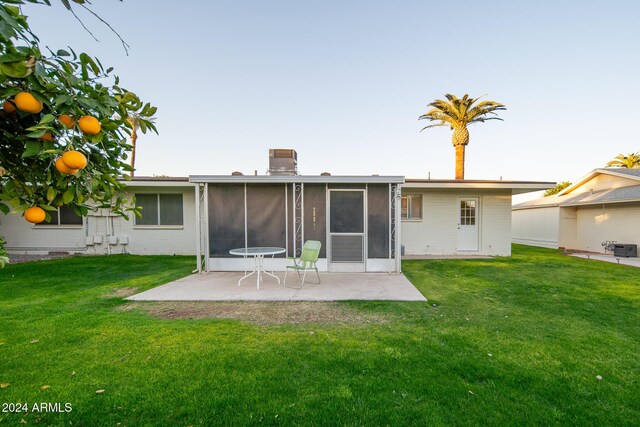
[402,180,555,194]
[560,197,640,207]
[558,168,640,196]
[120,180,195,188]
[189,175,405,184]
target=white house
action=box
[1,150,553,267]
[512,168,640,253]
[401,179,554,256]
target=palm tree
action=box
[606,152,640,168]
[127,113,140,177]
[419,94,506,179]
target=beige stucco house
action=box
[512,168,640,253]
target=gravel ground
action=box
[6,253,74,264]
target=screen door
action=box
[329,190,365,271]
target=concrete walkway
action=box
[570,253,640,268]
[127,272,427,302]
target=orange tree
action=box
[1,0,156,227]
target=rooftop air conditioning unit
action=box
[268,149,298,176]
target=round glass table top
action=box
[229,247,286,256]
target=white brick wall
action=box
[0,185,196,256]
[480,193,512,256]
[0,213,86,254]
[401,189,513,256]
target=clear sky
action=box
[22,0,640,193]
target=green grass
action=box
[0,246,638,425]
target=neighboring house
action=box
[401,179,554,256]
[512,168,640,252]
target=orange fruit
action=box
[2,100,16,113]
[24,206,46,223]
[14,92,43,114]
[39,132,54,142]
[58,114,75,128]
[61,150,87,170]
[78,115,101,135]
[55,157,78,175]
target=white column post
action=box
[395,185,402,273]
[203,183,210,272]
[195,184,201,272]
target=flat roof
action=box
[189,175,405,184]
[129,176,189,182]
[403,179,555,194]
[122,176,193,188]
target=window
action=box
[37,206,83,226]
[401,194,422,220]
[460,200,476,225]
[135,193,183,226]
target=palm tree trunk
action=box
[455,145,465,180]
[129,130,137,177]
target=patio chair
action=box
[283,240,321,288]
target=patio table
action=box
[229,247,286,289]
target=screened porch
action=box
[191,175,403,273]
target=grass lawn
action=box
[0,245,639,425]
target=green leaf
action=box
[0,53,25,63]
[39,114,55,125]
[25,129,48,138]
[21,141,42,158]
[0,203,9,215]
[53,94,73,106]
[0,60,29,78]
[46,188,57,203]
[39,204,58,212]
[62,188,75,204]
[56,49,70,57]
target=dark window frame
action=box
[134,193,184,226]
[35,205,83,227]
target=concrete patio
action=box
[570,253,640,268]
[127,272,427,302]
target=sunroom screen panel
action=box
[208,184,245,257]
[367,184,389,258]
[246,184,286,256]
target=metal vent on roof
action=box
[268,149,298,176]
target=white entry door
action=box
[457,197,479,251]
